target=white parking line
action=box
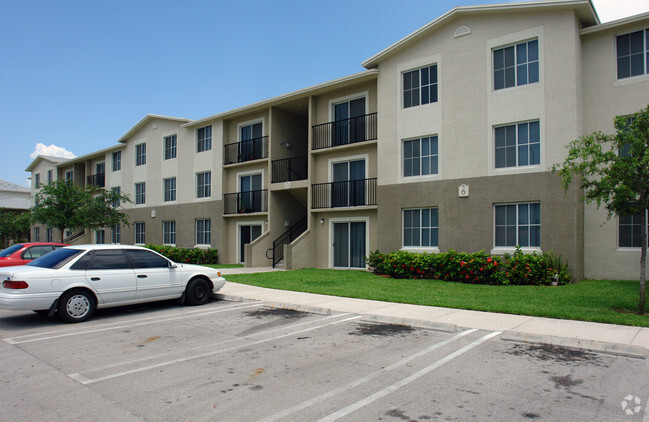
[69,314,362,385]
[4,302,264,345]
[260,328,480,422]
[317,331,502,422]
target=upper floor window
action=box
[495,120,540,168]
[47,170,53,184]
[197,126,212,153]
[164,135,177,160]
[403,208,439,248]
[135,182,146,205]
[135,143,146,166]
[164,177,176,202]
[196,171,211,198]
[111,186,121,208]
[495,202,540,248]
[112,151,121,171]
[404,136,438,177]
[111,225,120,244]
[493,39,539,90]
[34,173,40,187]
[403,64,438,108]
[617,29,648,79]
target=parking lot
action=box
[1,298,648,421]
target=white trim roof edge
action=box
[117,114,191,143]
[581,11,649,35]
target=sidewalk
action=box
[218,267,649,359]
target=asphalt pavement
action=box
[218,266,649,359]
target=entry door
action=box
[240,225,262,263]
[333,221,366,268]
[332,160,365,207]
[239,174,262,212]
[240,122,263,160]
[333,97,365,145]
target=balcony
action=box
[224,136,269,165]
[272,156,308,183]
[312,113,377,150]
[312,178,377,209]
[86,173,105,187]
[224,189,268,214]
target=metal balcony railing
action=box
[224,189,268,214]
[224,136,269,164]
[312,178,377,209]
[268,216,307,267]
[86,173,105,187]
[271,156,308,183]
[312,113,377,150]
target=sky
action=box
[1,0,648,188]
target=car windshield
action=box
[27,248,84,269]
[0,244,23,257]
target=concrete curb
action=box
[501,331,647,359]
[263,302,332,316]
[361,314,458,333]
[214,293,244,302]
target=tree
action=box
[553,103,649,314]
[0,210,31,247]
[31,180,132,242]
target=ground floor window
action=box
[196,219,211,245]
[494,202,540,248]
[619,210,649,248]
[46,228,53,242]
[135,222,145,244]
[95,230,105,244]
[34,227,40,242]
[163,221,176,245]
[403,208,438,248]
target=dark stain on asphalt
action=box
[505,343,605,365]
[385,408,413,421]
[551,374,583,389]
[349,322,415,337]
[523,413,540,419]
[245,308,307,319]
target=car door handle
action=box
[91,277,100,281]
[137,275,148,278]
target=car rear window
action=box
[0,244,23,257]
[27,249,84,269]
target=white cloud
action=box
[30,142,76,159]
[592,0,649,23]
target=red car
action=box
[0,242,68,267]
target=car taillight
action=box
[3,280,29,289]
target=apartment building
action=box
[27,0,649,279]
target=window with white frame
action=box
[163,177,176,202]
[33,227,40,241]
[493,39,539,90]
[616,29,648,79]
[111,224,120,244]
[196,219,211,245]
[112,151,121,171]
[111,186,121,208]
[134,222,145,244]
[47,170,53,184]
[46,227,53,242]
[135,182,146,205]
[619,210,649,248]
[403,64,438,108]
[403,208,439,248]
[34,173,40,187]
[197,126,212,153]
[494,202,540,248]
[196,171,211,198]
[135,143,146,166]
[163,221,176,245]
[403,136,438,177]
[495,120,540,168]
[164,135,177,160]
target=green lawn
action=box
[224,268,649,327]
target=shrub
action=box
[145,244,218,265]
[368,247,572,286]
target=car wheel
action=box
[185,278,211,306]
[57,289,95,323]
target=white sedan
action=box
[0,244,226,323]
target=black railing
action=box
[270,216,307,267]
[312,113,377,150]
[312,178,377,209]
[63,230,85,244]
[224,136,268,164]
[272,156,308,183]
[224,189,268,214]
[86,173,105,187]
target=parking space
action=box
[1,299,648,421]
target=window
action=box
[46,228,53,242]
[111,186,121,207]
[616,29,648,79]
[495,121,540,168]
[403,208,439,248]
[34,227,40,242]
[34,174,40,187]
[95,230,105,244]
[112,151,121,171]
[493,39,539,90]
[163,221,176,245]
[65,170,73,181]
[47,170,53,184]
[197,126,212,152]
[403,136,438,177]
[89,250,130,270]
[135,182,146,205]
[619,209,649,248]
[197,171,211,198]
[135,222,145,244]
[135,143,146,166]
[403,65,438,108]
[495,203,540,248]
[164,177,176,202]
[196,219,211,245]
[111,225,120,244]
[164,135,177,160]
[124,249,170,268]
